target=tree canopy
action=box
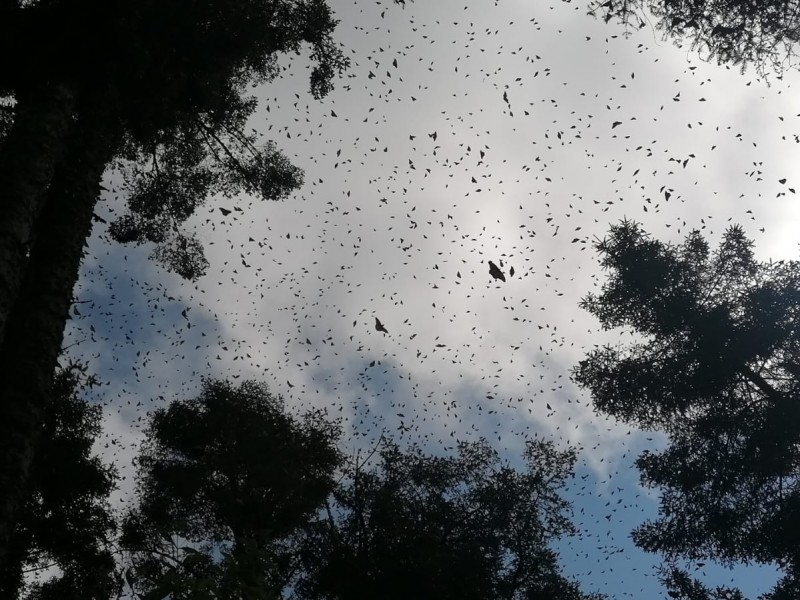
[591,0,800,77]
[574,221,800,599]
[121,379,341,600]
[295,436,604,600]
[4,362,117,600]
[117,377,602,600]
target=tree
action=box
[574,221,800,599]
[295,436,605,600]
[589,0,800,77]
[0,0,358,349]
[0,0,370,569]
[656,565,749,600]
[118,378,602,599]
[1,362,117,600]
[0,100,124,579]
[120,379,341,600]
[108,111,304,280]
[0,83,77,346]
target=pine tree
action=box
[575,221,800,599]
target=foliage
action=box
[656,565,748,600]
[121,379,341,600]
[95,0,341,280]
[6,362,118,600]
[0,0,407,582]
[120,376,601,599]
[574,221,800,599]
[3,0,348,282]
[0,98,11,140]
[295,436,605,600]
[109,119,303,280]
[4,0,351,132]
[589,0,800,77]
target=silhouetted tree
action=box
[108,121,303,281]
[590,0,800,77]
[0,0,348,344]
[657,565,748,600]
[295,436,605,600]
[574,221,800,599]
[2,362,117,600]
[120,379,341,600]
[0,0,362,569]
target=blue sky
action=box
[62,0,800,597]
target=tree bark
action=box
[0,108,120,576]
[0,84,76,349]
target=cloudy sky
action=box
[64,0,800,597]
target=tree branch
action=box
[194,118,256,187]
[739,363,782,401]
[219,120,261,159]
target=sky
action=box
[61,0,800,597]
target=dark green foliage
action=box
[122,379,341,600]
[93,0,338,280]
[295,437,604,600]
[574,221,800,599]
[121,378,601,599]
[6,362,117,600]
[109,120,303,280]
[590,0,800,77]
[658,566,747,600]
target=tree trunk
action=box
[229,537,275,600]
[0,108,119,575]
[0,84,76,349]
